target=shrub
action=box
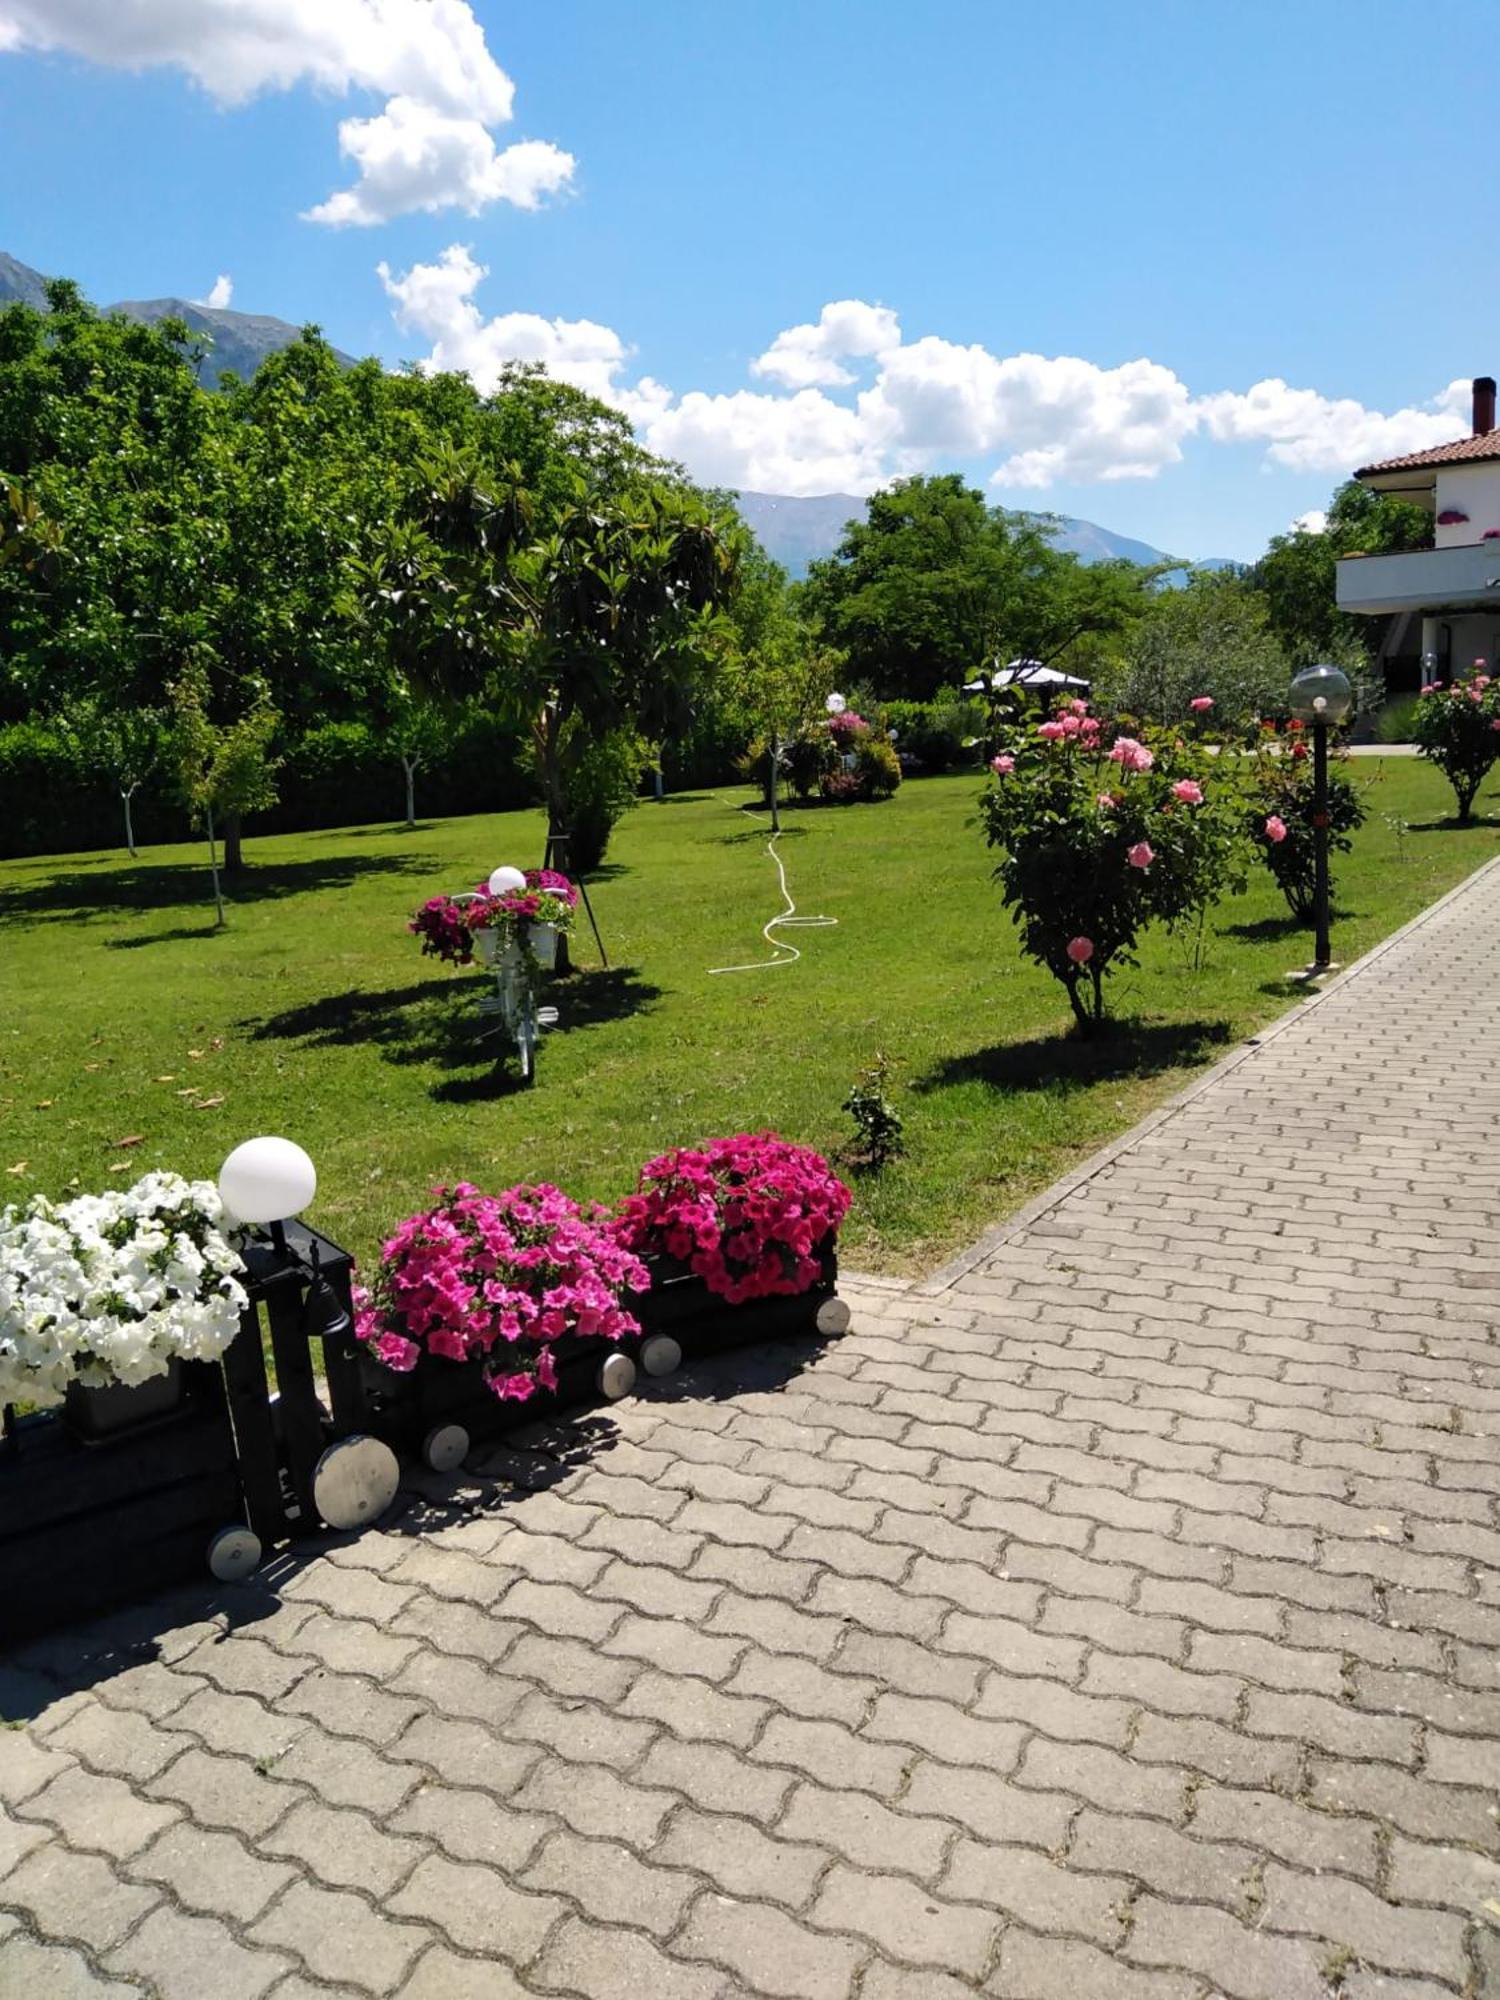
[881,698,986,772]
[842,1054,905,1170]
[556,726,652,873]
[1244,730,1367,920]
[853,732,902,800]
[1375,694,1421,746]
[978,697,1247,1033]
[1412,668,1500,820]
[819,770,862,804]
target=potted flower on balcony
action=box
[348,1181,649,1466]
[613,1134,853,1363]
[0,1171,248,1436]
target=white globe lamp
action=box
[218,1137,317,1252]
[488,864,527,896]
[825,692,847,716]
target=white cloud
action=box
[0,0,571,225]
[1197,377,1467,474]
[200,274,233,310]
[751,300,902,389]
[378,262,1478,505]
[1291,509,1328,535]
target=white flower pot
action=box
[472,926,499,967]
[530,922,560,969]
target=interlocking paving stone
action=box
[11,864,1500,1996]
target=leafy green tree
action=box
[169,669,281,925]
[1253,481,1429,665]
[1110,570,1292,724]
[382,695,449,829]
[60,699,163,857]
[799,475,1149,699]
[720,550,839,830]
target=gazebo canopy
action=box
[963,657,1091,694]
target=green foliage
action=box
[852,731,902,801]
[1110,571,1291,725]
[1411,672,1500,821]
[978,703,1247,1031]
[1244,734,1367,921]
[842,1053,905,1170]
[880,696,987,772]
[799,475,1151,700]
[1375,693,1421,745]
[1253,481,1429,665]
[169,667,281,920]
[555,724,652,874]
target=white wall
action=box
[1434,463,1500,546]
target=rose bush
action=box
[613,1134,851,1304]
[356,1182,647,1402]
[978,696,1246,1031]
[1244,727,1366,921]
[1413,666,1500,821]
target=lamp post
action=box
[1287,663,1354,973]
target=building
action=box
[1337,376,1500,687]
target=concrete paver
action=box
[6,860,1500,1995]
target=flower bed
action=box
[410,870,578,969]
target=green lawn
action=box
[2,758,1495,1277]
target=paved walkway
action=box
[6,865,1500,2000]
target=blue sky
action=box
[0,1,1493,559]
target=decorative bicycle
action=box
[454,892,559,1084]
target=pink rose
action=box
[1096,793,1116,810]
[1190,696,1214,712]
[1127,841,1154,870]
[1066,936,1094,965]
[1172,780,1204,804]
[1107,737,1154,774]
[1060,713,1082,735]
[1037,720,1066,741]
[1490,720,1500,733]
[1264,815,1287,844]
[1476,675,1493,690]
[990,753,1015,774]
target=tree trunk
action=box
[769,732,781,834]
[206,807,225,929]
[402,757,417,828]
[121,786,137,860]
[223,814,243,877]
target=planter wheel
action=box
[206,1525,263,1583]
[640,1335,682,1379]
[816,1296,852,1337]
[313,1435,401,1532]
[423,1423,470,1473]
[598,1353,638,1401]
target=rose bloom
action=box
[1290,743,1308,761]
[1264,815,1288,844]
[1190,696,1214,713]
[1171,780,1204,804]
[991,753,1016,774]
[1037,720,1066,741]
[1127,841,1154,870]
[1096,792,1116,810]
[1066,936,1094,965]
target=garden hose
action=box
[708,826,838,975]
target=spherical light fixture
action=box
[1288,663,1353,726]
[825,692,847,716]
[218,1137,317,1228]
[488,864,527,896]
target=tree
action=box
[799,475,1149,699]
[169,669,281,925]
[61,699,163,857]
[1110,569,1292,724]
[719,550,839,830]
[1253,480,1429,665]
[382,695,449,828]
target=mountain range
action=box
[733,489,1236,580]
[0,250,351,387]
[0,250,1232,572]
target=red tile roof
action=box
[1356,431,1500,476]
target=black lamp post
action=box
[1287,663,1354,972]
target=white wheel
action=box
[640,1335,682,1378]
[313,1435,401,1531]
[207,1525,262,1583]
[423,1422,470,1472]
[816,1296,852,1337]
[598,1352,637,1401]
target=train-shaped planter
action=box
[332,1245,851,1472]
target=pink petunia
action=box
[1190,696,1214,712]
[1127,841,1154,870]
[991,754,1016,774]
[1066,936,1095,965]
[1172,780,1204,804]
[1264,815,1288,844]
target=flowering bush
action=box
[978,696,1245,1031]
[0,1173,247,1408]
[1243,738,1366,921]
[827,709,868,743]
[356,1183,648,1402]
[818,715,902,804]
[1413,667,1500,821]
[614,1135,852,1304]
[410,870,577,967]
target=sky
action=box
[0,0,1495,561]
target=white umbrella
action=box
[977,656,1091,692]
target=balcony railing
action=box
[1336,541,1500,616]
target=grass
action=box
[2,757,1496,1278]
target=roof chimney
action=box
[1475,376,1496,436]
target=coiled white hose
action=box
[708,828,838,975]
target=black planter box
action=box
[339,1329,621,1457]
[628,1245,840,1358]
[0,1359,244,1646]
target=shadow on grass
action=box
[245,964,661,1101]
[106,923,231,951]
[0,850,442,926]
[915,1017,1235,1098]
[1409,817,1500,834]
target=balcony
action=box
[1336,540,1500,616]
